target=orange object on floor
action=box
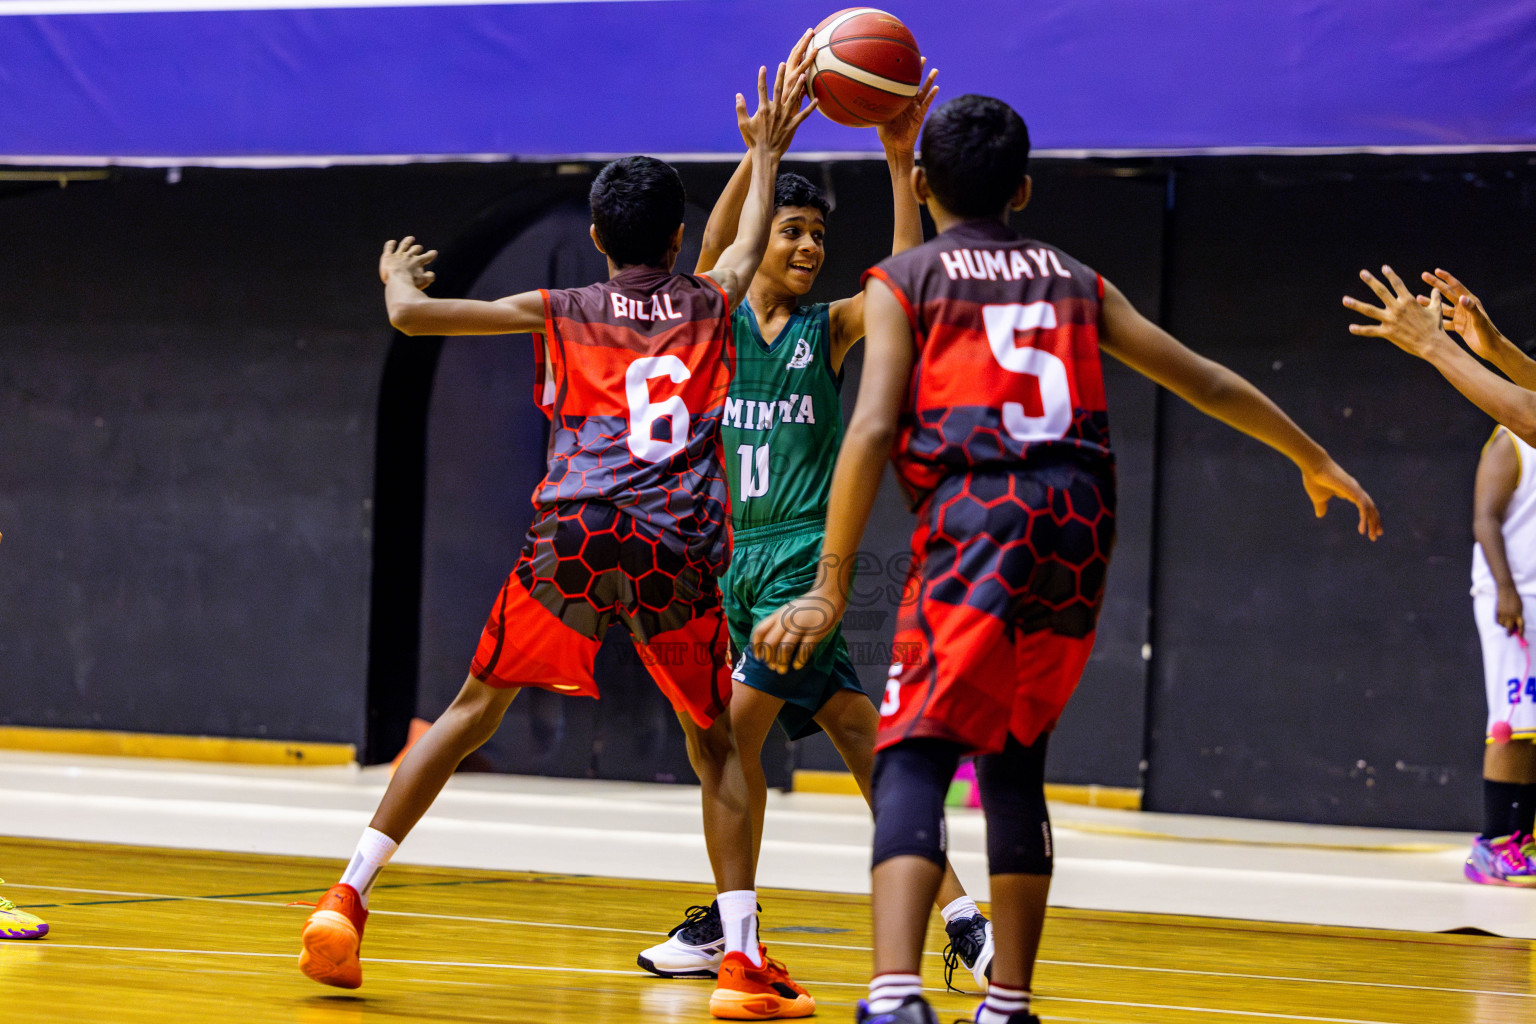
[389,717,433,773]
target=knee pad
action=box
[870,739,965,869]
[975,734,1054,876]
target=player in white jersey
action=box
[1468,424,1536,884]
[1348,267,1536,882]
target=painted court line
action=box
[12,942,1413,1023]
[14,883,1532,1003]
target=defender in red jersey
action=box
[298,59,819,998]
[755,95,1382,1024]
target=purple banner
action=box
[0,0,1532,161]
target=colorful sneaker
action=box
[0,882,48,940]
[855,994,937,1023]
[1464,835,1536,886]
[708,946,814,1019]
[942,912,994,991]
[299,883,368,988]
[639,900,727,978]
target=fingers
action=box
[772,60,787,105]
[1432,267,1470,296]
[1380,265,1412,300]
[383,239,397,255]
[1341,294,1388,322]
[756,64,769,111]
[789,95,819,130]
[1346,322,1387,337]
[1358,493,1382,540]
[787,26,812,67]
[1421,270,1460,303]
[1357,268,1394,304]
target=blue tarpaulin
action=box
[1,0,1533,162]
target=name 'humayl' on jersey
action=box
[863,219,1113,508]
[720,301,843,532]
[534,265,734,571]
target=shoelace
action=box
[0,879,20,914]
[672,903,718,941]
[941,938,965,992]
[940,919,984,993]
[1495,833,1531,872]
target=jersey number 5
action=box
[981,303,1073,443]
[626,355,691,462]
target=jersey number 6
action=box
[626,355,691,462]
[981,303,1074,443]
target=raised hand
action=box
[736,50,819,161]
[1342,265,1451,360]
[1300,457,1383,540]
[876,63,938,153]
[1420,268,1504,361]
[380,236,438,289]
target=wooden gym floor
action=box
[2,837,1532,1024]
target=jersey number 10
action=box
[981,303,1074,443]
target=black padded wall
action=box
[1144,157,1536,829]
[4,155,1532,829]
[0,164,551,747]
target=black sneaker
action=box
[941,912,995,991]
[637,901,724,978]
[857,994,938,1023]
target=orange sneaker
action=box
[709,945,815,1019]
[299,883,368,989]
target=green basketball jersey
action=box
[722,302,843,532]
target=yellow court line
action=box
[17,942,1417,1023]
[792,770,1143,810]
[13,881,1531,1001]
[0,726,354,766]
[1053,820,1462,854]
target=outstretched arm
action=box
[382,237,544,336]
[752,276,914,672]
[1345,265,1536,446]
[703,38,818,309]
[1420,269,1536,390]
[828,67,938,365]
[1101,277,1381,539]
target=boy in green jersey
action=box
[637,60,998,995]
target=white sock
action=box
[339,827,398,908]
[717,889,760,966]
[867,973,924,1014]
[977,984,1031,1022]
[941,895,980,925]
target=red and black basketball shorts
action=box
[878,461,1116,755]
[469,502,732,729]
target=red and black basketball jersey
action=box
[863,219,1112,508]
[537,265,735,570]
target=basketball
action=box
[809,8,922,127]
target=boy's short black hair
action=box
[919,94,1031,219]
[773,172,831,219]
[589,156,687,268]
